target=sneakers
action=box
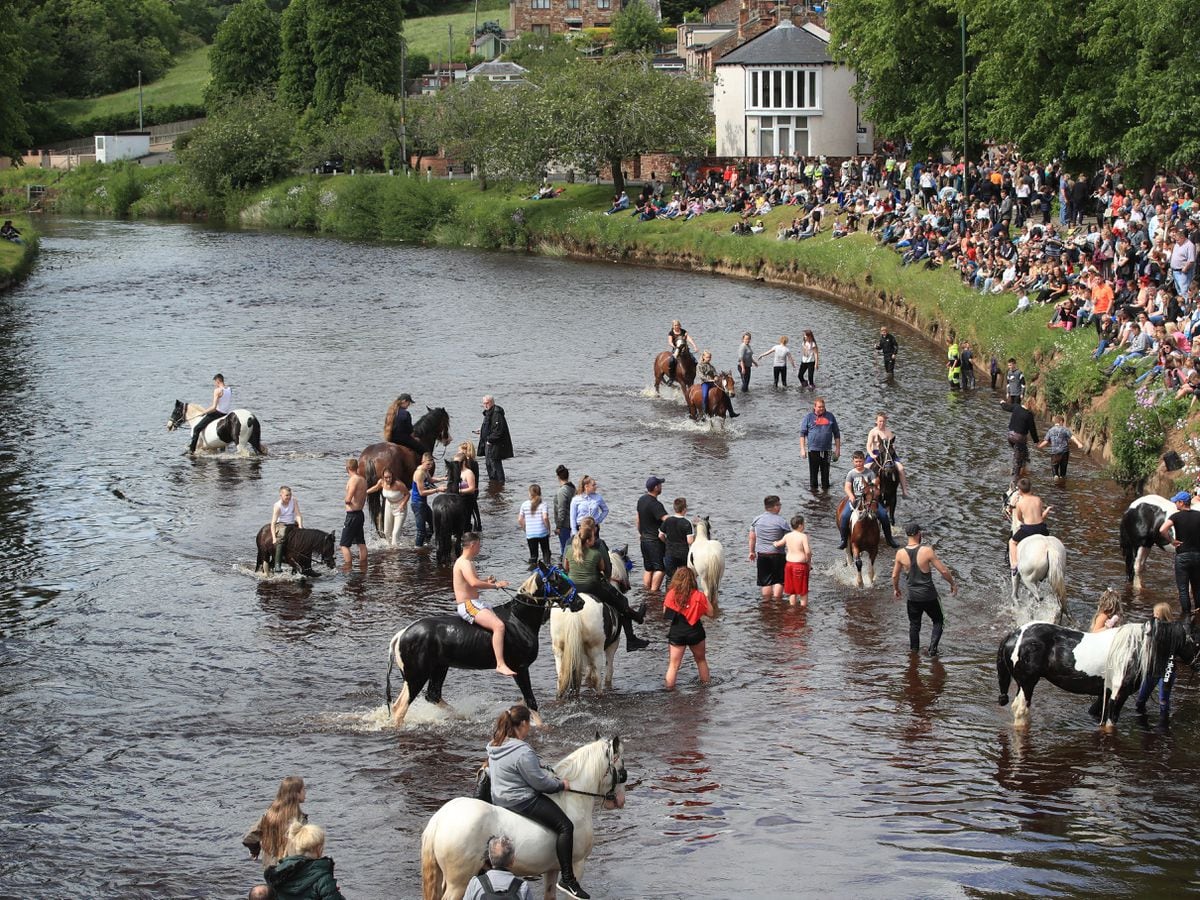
[557,876,590,899]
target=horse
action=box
[996,619,1200,730]
[361,407,452,534]
[836,481,881,587]
[870,443,901,524]
[550,545,630,699]
[385,564,584,726]
[684,371,736,423]
[653,338,696,394]
[1005,488,1067,612]
[429,459,469,566]
[688,516,724,617]
[166,400,264,455]
[1120,494,1184,591]
[254,525,336,577]
[419,734,626,900]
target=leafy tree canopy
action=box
[611,0,664,53]
[205,0,281,110]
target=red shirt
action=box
[664,587,709,626]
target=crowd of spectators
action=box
[603,151,1200,404]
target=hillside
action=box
[46,0,512,128]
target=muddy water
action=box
[0,219,1195,899]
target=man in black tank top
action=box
[1161,491,1200,617]
[891,524,957,656]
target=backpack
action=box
[473,871,524,899]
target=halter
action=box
[503,565,579,610]
[554,758,627,803]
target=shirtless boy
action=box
[453,532,516,677]
[340,458,368,568]
[773,515,813,607]
[865,412,910,497]
[1007,477,1052,575]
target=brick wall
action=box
[511,0,624,34]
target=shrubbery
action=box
[179,94,295,195]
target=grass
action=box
[404,0,510,60]
[48,46,212,124]
[0,215,38,285]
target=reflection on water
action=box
[0,218,1197,897]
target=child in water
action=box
[773,515,812,607]
[1089,589,1122,632]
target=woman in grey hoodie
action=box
[486,705,589,900]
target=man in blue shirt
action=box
[799,397,842,492]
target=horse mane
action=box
[1104,622,1151,695]
[413,408,449,446]
[551,738,612,786]
[443,459,461,494]
[516,570,542,597]
[693,518,709,541]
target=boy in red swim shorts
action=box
[774,515,812,607]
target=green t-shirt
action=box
[567,545,605,592]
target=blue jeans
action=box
[1109,351,1146,371]
[557,526,571,556]
[412,497,430,546]
[839,502,890,537]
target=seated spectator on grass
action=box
[604,191,630,215]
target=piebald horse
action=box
[997,619,1200,730]
[360,407,452,535]
[836,481,881,587]
[684,371,737,424]
[167,400,264,455]
[550,545,630,699]
[1004,488,1067,614]
[687,516,724,617]
[653,337,696,394]
[420,735,626,900]
[1120,493,1195,591]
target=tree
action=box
[205,0,281,109]
[278,0,317,110]
[180,92,296,194]
[504,32,580,71]
[611,0,663,54]
[0,6,30,161]
[308,0,404,118]
[300,82,408,170]
[432,80,553,189]
[540,55,711,194]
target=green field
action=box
[46,0,512,127]
[48,46,211,123]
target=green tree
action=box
[205,0,281,109]
[0,6,30,161]
[432,80,553,189]
[611,0,663,53]
[308,0,404,118]
[278,0,317,110]
[540,55,711,194]
[180,92,296,194]
[300,82,410,170]
[504,32,580,71]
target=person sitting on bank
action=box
[695,351,739,418]
[604,191,630,215]
[0,220,22,244]
[463,835,534,900]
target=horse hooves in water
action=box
[529,709,544,727]
[997,693,1010,707]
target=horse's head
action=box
[717,371,735,396]
[554,733,628,810]
[858,481,879,515]
[519,563,585,614]
[167,400,186,431]
[597,732,627,810]
[321,531,336,569]
[417,407,452,447]
[609,545,632,593]
[673,335,688,352]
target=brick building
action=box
[510,0,660,35]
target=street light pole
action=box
[138,69,144,131]
[960,12,968,165]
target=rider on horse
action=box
[384,394,425,453]
[453,532,517,677]
[865,413,909,497]
[269,485,303,573]
[838,452,900,549]
[563,518,649,651]
[667,320,698,382]
[697,351,739,418]
[189,373,233,454]
[1007,477,1052,576]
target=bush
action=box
[179,94,296,195]
[108,164,143,217]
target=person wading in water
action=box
[892,523,957,656]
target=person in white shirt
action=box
[190,373,233,454]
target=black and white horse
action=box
[550,545,631,698]
[996,619,1200,730]
[385,564,584,725]
[429,459,469,566]
[167,400,264,455]
[1120,494,1192,590]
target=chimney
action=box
[738,2,748,39]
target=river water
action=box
[1,218,1196,899]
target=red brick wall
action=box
[512,0,624,34]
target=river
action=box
[0,218,1195,899]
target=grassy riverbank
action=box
[3,163,1188,487]
[0,216,38,291]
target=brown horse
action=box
[360,407,451,535]
[685,371,737,422]
[653,337,696,394]
[836,481,881,587]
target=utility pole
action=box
[138,69,144,131]
[473,0,479,47]
[960,13,968,165]
[448,25,454,87]
[400,39,408,171]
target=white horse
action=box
[1005,488,1067,614]
[166,399,264,454]
[688,516,724,617]
[420,735,626,900]
[551,546,630,699]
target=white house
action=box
[465,60,529,83]
[94,132,151,164]
[713,20,871,159]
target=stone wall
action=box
[511,0,623,34]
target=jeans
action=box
[509,794,576,880]
[1173,268,1192,297]
[808,450,832,491]
[1136,654,1177,721]
[798,360,815,386]
[1108,351,1146,371]
[739,363,751,391]
[1174,551,1200,617]
[412,497,431,547]
[557,526,571,557]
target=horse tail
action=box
[557,601,587,697]
[1104,623,1148,699]
[247,415,264,454]
[386,626,409,706]
[1047,540,1067,605]
[996,633,1014,705]
[364,457,383,535]
[420,815,444,900]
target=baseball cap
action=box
[398,393,413,403]
[645,476,665,490]
[1171,491,1191,503]
[905,523,922,536]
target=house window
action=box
[532,23,551,35]
[757,116,809,157]
[746,68,821,112]
[568,0,580,6]
[598,0,611,8]
[532,0,550,7]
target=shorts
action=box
[640,536,665,572]
[339,510,366,547]
[456,599,489,624]
[1012,522,1049,543]
[784,561,810,596]
[756,553,786,586]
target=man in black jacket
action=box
[477,395,514,485]
[875,327,899,376]
[1007,399,1039,487]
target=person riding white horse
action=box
[1007,477,1051,577]
[838,452,900,549]
[189,373,234,454]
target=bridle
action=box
[555,757,627,803]
[502,565,579,611]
